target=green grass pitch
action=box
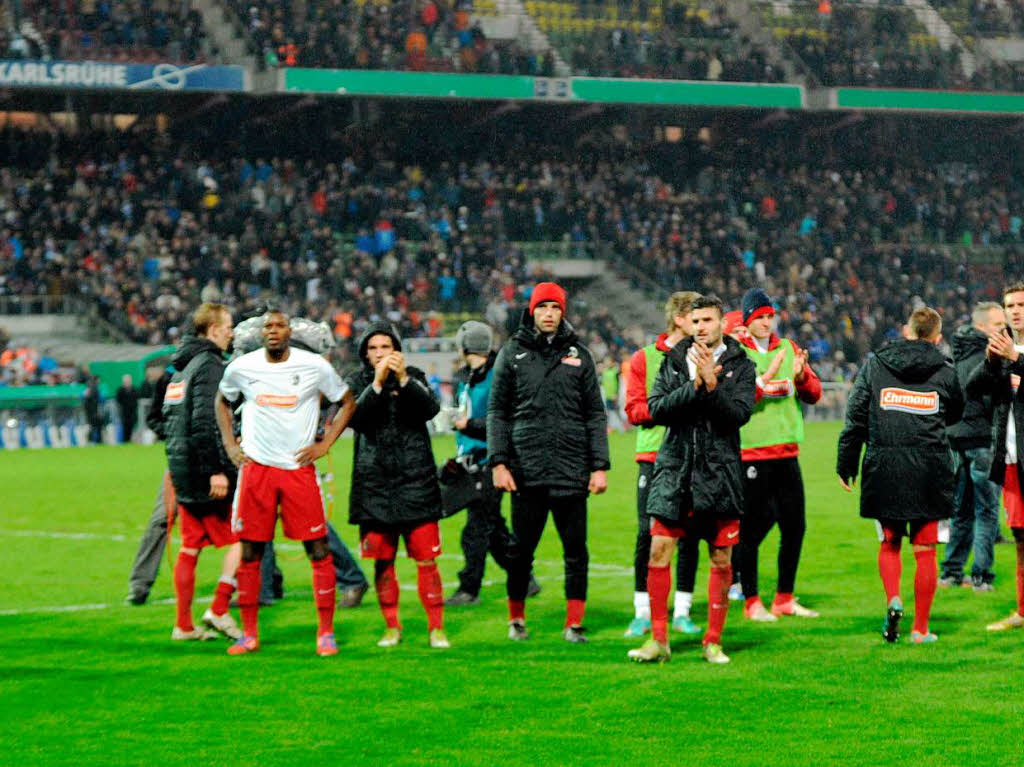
[1,422,1021,766]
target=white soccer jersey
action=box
[219,347,348,470]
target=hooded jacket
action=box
[837,339,964,521]
[946,325,994,450]
[643,335,756,522]
[346,322,442,527]
[163,336,236,507]
[487,309,610,494]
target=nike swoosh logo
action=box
[317,589,334,595]
[432,545,441,553]
[515,352,528,359]
[309,523,325,533]
[727,531,738,539]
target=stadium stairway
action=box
[905,0,977,77]
[494,0,573,76]
[721,0,808,85]
[528,258,664,333]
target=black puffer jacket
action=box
[946,325,993,450]
[645,336,756,521]
[346,322,442,527]
[837,339,964,521]
[966,350,1024,485]
[487,310,609,495]
[163,337,236,506]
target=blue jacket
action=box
[455,352,496,464]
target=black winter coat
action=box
[837,340,964,521]
[145,368,172,440]
[645,336,756,522]
[966,351,1024,485]
[487,310,610,495]
[163,337,236,506]
[346,322,443,527]
[946,325,994,450]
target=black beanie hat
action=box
[741,288,774,326]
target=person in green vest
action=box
[736,288,822,621]
[601,359,623,432]
[622,291,703,638]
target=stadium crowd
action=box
[236,0,550,74]
[1,127,1023,383]
[2,0,211,63]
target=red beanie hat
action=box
[722,310,744,337]
[529,282,566,316]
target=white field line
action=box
[0,528,633,616]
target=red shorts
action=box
[1003,463,1024,530]
[360,521,441,561]
[878,519,940,546]
[179,502,238,549]
[651,513,740,547]
[231,462,327,542]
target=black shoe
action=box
[882,597,903,643]
[444,590,480,606]
[526,576,541,599]
[563,625,588,644]
[125,592,148,606]
[339,583,368,608]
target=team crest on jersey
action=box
[761,379,793,398]
[879,388,939,415]
[164,381,186,404]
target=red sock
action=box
[312,556,336,636]
[648,564,671,643]
[508,599,526,622]
[174,551,198,631]
[912,548,937,635]
[772,592,792,607]
[878,542,902,602]
[417,563,444,630]
[565,599,585,628]
[236,559,261,638]
[376,562,401,630]
[704,564,731,646]
[1016,550,1024,616]
[211,577,235,617]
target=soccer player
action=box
[623,291,704,638]
[628,295,756,664]
[734,288,822,621]
[164,303,244,641]
[967,283,1024,631]
[837,308,963,643]
[346,322,449,649]
[489,281,610,643]
[215,309,356,656]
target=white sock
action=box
[673,590,693,619]
[633,591,650,620]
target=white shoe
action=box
[202,608,242,640]
[702,643,731,664]
[377,628,402,647]
[171,626,218,641]
[745,601,778,622]
[727,584,744,601]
